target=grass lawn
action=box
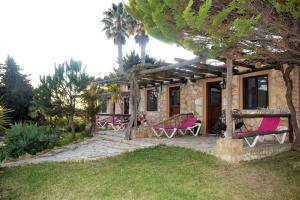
[0,146,300,200]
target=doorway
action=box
[206,81,222,133]
[123,97,129,115]
[169,86,180,117]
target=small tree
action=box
[39,59,92,140]
[30,76,63,125]
[82,83,105,132]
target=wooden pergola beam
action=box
[234,65,278,75]
[139,57,203,75]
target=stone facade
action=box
[215,138,292,163]
[292,67,300,129]
[139,86,168,125]
[139,68,300,134]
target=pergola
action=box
[95,57,277,87]
[95,56,279,139]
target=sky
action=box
[0,0,195,86]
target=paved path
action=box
[0,131,156,168]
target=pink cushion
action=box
[235,117,281,136]
[178,117,197,129]
[257,117,280,132]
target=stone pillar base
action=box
[131,127,151,139]
[216,138,243,163]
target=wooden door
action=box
[123,97,129,115]
[169,86,180,117]
[207,82,222,133]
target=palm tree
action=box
[107,84,122,116]
[123,50,163,72]
[102,3,129,73]
[134,25,149,64]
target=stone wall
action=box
[216,138,292,163]
[180,81,204,119]
[139,85,168,125]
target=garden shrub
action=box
[66,120,86,132]
[4,123,58,158]
[0,145,6,162]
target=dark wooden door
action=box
[169,86,180,117]
[123,97,129,115]
[207,82,222,133]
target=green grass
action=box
[0,146,299,200]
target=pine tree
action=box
[0,56,34,122]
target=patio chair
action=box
[96,116,113,128]
[233,117,288,147]
[152,116,201,138]
[108,119,129,131]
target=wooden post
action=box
[125,70,141,140]
[225,57,233,138]
[288,114,294,142]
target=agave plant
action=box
[0,103,12,131]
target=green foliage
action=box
[35,59,92,138]
[30,76,62,119]
[4,123,58,158]
[102,2,129,45]
[127,0,299,61]
[123,50,163,71]
[0,101,13,131]
[66,120,86,133]
[82,83,105,132]
[0,145,6,162]
[55,131,92,147]
[0,56,34,122]
[269,0,300,19]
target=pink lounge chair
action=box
[96,116,112,128]
[108,119,129,131]
[233,117,288,147]
[152,116,201,138]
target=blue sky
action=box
[0,0,195,86]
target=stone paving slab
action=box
[0,132,156,168]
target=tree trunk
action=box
[125,72,140,140]
[141,43,146,65]
[69,116,76,141]
[225,57,233,138]
[117,42,123,73]
[280,65,300,148]
[112,102,115,124]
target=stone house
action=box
[138,67,300,135]
[101,59,300,135]
[98,59,299,162]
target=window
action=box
[243,75,268,109]
[146,89,158,111]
